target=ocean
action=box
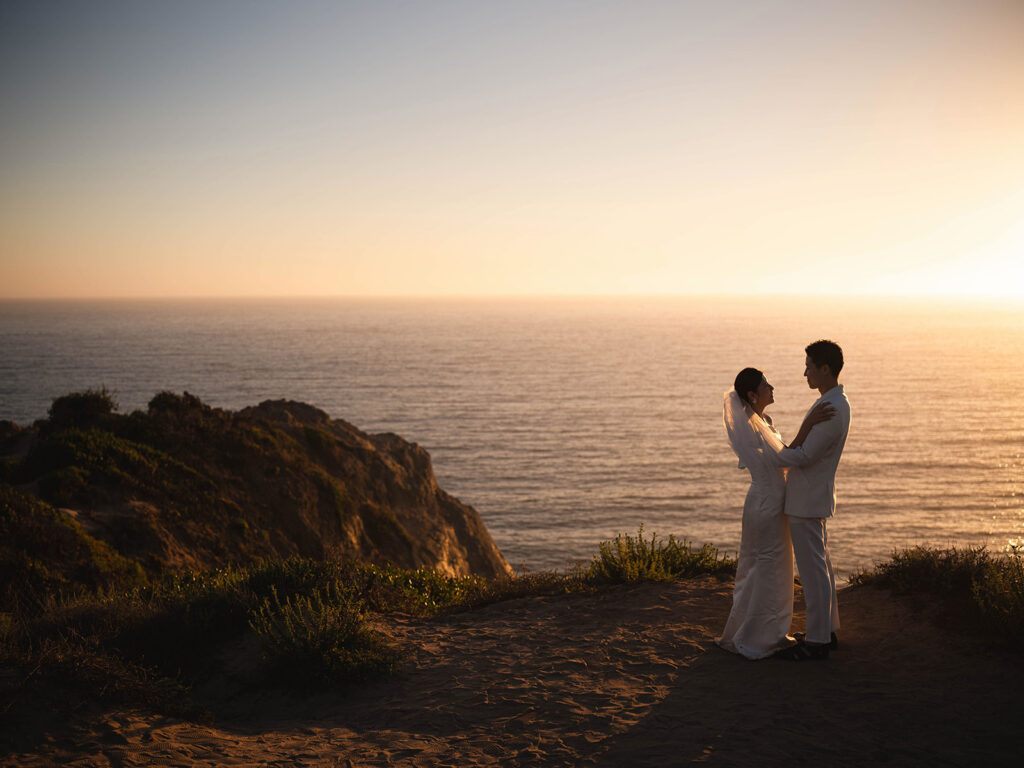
[1,296,1022,577]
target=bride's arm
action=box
[787,402,835,449]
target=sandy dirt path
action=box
[3,577,1022,767]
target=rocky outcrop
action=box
[241,399,512,579]
[1,392,512,583]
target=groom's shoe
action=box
[792,631,838,650]
[774,641,829,661]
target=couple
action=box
[717,340,851,661]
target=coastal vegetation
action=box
[6,509,1019,729]
[2,517,1022,730]
[586,527,736,583]
[0,527,737,721]
[850,544,1024,648]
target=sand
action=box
[3,577,1022,767]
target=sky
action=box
[1,0,1023,299]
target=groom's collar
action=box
[811,384,843,406]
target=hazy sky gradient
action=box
[2,0,1023,298]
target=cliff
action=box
[0,390,511,606]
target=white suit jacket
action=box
[774,385,851,519]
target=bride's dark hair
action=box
[734,367,764,406]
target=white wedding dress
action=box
[716,391,795,660]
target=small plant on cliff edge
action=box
[47,386,118,430]
[586,526,736,583]
[249,583,400,685]
[848,545,991,594]
[850,545,1024,649]
[972,547,1024,645]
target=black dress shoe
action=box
[792,631,838,650]
[774,641,829,661]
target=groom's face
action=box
[804,355,826,389]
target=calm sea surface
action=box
[1,296,1022,577]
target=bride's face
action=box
[754,377,775,409]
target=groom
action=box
[776,340,851,659]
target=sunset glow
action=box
[2,1,1023,300]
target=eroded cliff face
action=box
[2,392,512,581]
[240,399,512,579]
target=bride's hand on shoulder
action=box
[789,402,836,448]
[803,402,835,427]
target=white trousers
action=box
[788,516,840,644]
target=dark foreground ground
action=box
[3,577,1022,767]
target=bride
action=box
[717,367,834,659]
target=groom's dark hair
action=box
[805,340,843,376]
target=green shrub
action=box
[2,525,749,722]
[245,558,506,616]
[20,427,212,514]
[459,570,593,607]
[146,391,210,417]
[246,557,346,601]
[7,632,202,721]
[35,465,91,506]
[851,546,1024,649]
[849,545,991,594]
[585,526,736,583]
[0,484,145,614]
[362,564,489,612]
[112,568,253,674]
[971,550,1024,646]
[249,583,399,685]
[24,428,203,485]
[47,387,117,430]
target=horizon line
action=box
[0,291,1022,305]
